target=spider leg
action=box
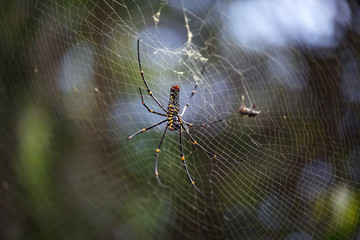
[180,65,205,116]
[138,87,167,116]
[183,119,223,128]
[179,127,216,201]
[180,122,244,163]
[128,119,167,139]
[154,125,170,189]
[137,38,167,113]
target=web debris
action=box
[184,11,193,47]
[152,0,167,25]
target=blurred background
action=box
[1,0,360,239]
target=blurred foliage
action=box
[1,0,360,240]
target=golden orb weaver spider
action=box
[128,39,238,200]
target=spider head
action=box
[171,85,180,92]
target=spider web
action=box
[1,0,360,239]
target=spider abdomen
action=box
[167,85,181,131]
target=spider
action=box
[128,39,235,200]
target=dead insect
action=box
[239,104,261,118]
